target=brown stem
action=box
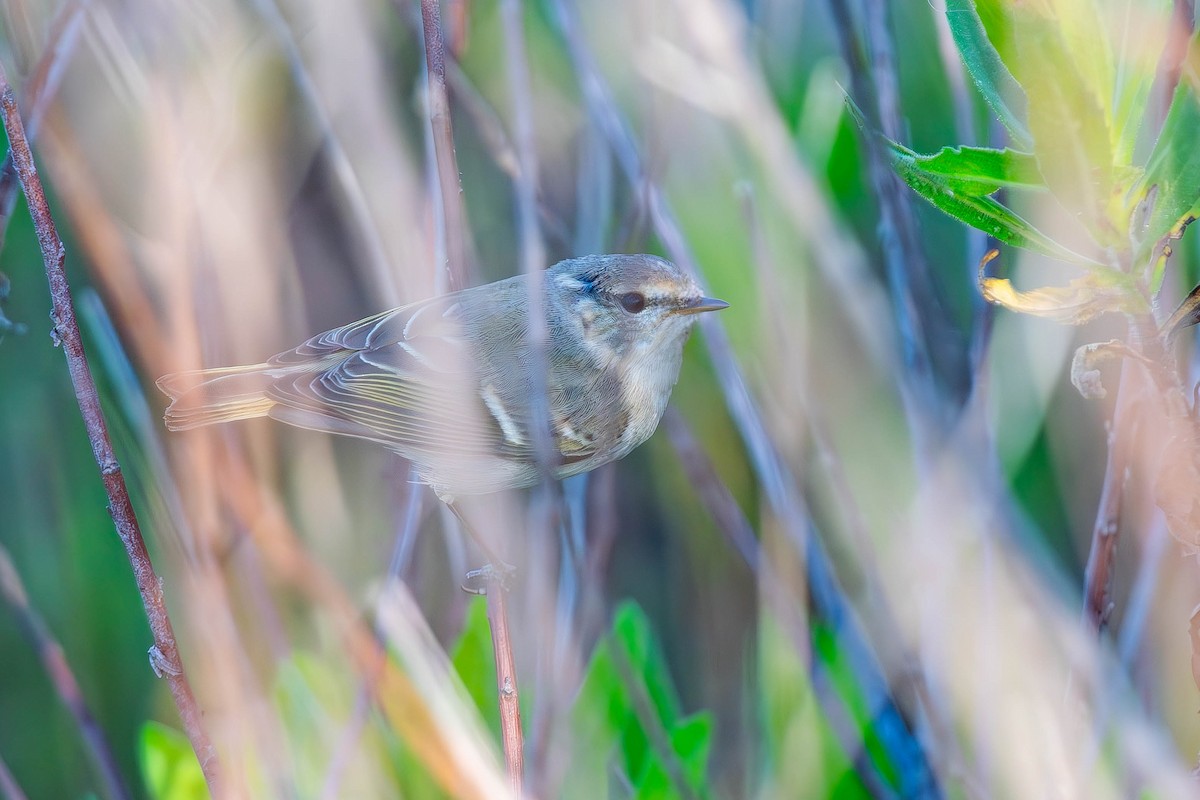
[484,573,525,795]
[0,546,133,800]
[420,0,472,290]
[0,69,220,793]
[1081,391,1130,636]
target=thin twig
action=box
[1082,366,1136,635]
[0,546,132,800]
[420,0,472,290]
[0,66,220,793]
[485,573,525,795]
[0,0,86,253]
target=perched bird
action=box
[157,254,727,498]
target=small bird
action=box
[157,254,727,498]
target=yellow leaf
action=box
[980,270,1141,323]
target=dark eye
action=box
[619,292,646,313]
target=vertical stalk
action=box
[0,68,220,794]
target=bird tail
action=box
[156,363,278,431]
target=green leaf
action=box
[1134,45,1200,265]
[564,602,714,800]
[669,713,714,787]
[890,143,1044,196]
[1008,5,1119,244]
[449,595,500,735]
[846,98,1102,265]
[890,144,1102,265]
[138,722,207,800]
[945,0,1032,147]
[612,602,683,728]
[1111,0,1174,165]
[630,715,714,799]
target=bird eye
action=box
[619,292,646,313]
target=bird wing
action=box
[262,290,608,476]
[262,295,517,461]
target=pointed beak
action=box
[675,296,730,316]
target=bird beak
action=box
[674,296,730,315]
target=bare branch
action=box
[0,65,220,794]
[485,573,525,795]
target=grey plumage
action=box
[157,254,727,496]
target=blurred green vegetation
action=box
[2,0,1200,798]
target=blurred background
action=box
[2,0,1199,797]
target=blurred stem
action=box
[1081,369,1133,636]
[0,0,85,253]
[550,3,939,794]
[217,452,503,799]
[421,0,472,290]
[830,0,969,453]
[0,67,221,793]
[0,753,28,800]
[501,0,553,477]
[0,546,132,800]
[319,476,427,799]
[741,185,976,795]
[252,0,402,304]
[663,408,934,799]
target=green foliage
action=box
[139,722,206,800]
[564,601,714,799]
[944,0,1031,147]
[868,0,1200,324]
[759,615,872,798]
[885,137,1098,265]
[450,595,503,738]
[1136,67,1200,280]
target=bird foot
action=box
[462,561,517,595]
